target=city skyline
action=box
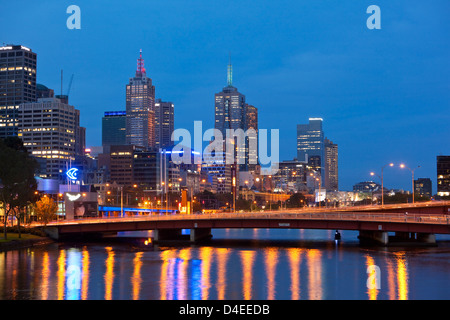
[1,1,449,192]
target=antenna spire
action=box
[227,53,232,86]
[136,49,146,77]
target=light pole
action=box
[120,186,123,217]
[369,172,381,205]
[316,177,322,208]
[400,164,420,204]
[309,168,323,208]
[372,163,394,207]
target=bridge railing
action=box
[45,211,450,226]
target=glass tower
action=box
[102,111,127,148]
[126,50,155,148]
[297,118,325,182]
[214,59,257,171]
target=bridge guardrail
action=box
[45,211,450,227]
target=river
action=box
[0,229,449,300]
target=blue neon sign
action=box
[66,168,79,180]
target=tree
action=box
[0,137,38,239]
[34,196,58,226]
[286,193,306,208]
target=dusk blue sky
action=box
[1,0,449,192]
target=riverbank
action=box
[0,232,54,251]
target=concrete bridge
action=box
[42,202,450,246]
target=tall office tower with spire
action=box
[126,50,155,149]
[214,57,257,171]
[0,45,37,138]
[215,59,246,135]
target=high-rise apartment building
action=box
[324,138,338,190]
[0,45,37,138]
[18,97,81,181]
[437,156,450,197]
[102,111,127,148]
[154,99,174,149]
[126,50,155,148]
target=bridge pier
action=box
[190,228,212,242]
[416,233,436,244]
[359,230,389,246]
[359,230,437,246]
[153,229,183,242]
[43,227,59,240]
[152,228,212,243]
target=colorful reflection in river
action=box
[0,230,444,300]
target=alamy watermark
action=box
[170,121,279,175]
[366,265,381,290]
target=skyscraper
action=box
[245,104,258,170]
[214,59,256,171]
[214,60,246,136]
[18,96,81,181]
[0,45,37,138]
[437,156,450,197]
[126,50,155,148]
[154,99,174,149]
[102,111,127,148]
[297,118,325,182]
[297,118,324,162]
[324,137,338,190]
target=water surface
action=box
[0,229,449,300]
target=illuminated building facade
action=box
[324,138,338,191]
[126,50,155,148]
[18,97,81,181]
[0,45,37,138]
[154,99,174,149]
[272,159,308,193]
[201,143,237,194]
[353,181,381,193]
[214,60,257,171]
[109,145,136,186]
[414,178,432,198]
[245,104,258,171]
[297,118,324,163]
[437,156,450,197]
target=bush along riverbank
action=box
[0,226,53,251]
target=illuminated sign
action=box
[66,193,81,202]
[66,168,79,180]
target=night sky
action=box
[1,0,449,192]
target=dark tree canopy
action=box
[0,137,38,239]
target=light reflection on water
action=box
[0,229,449,300]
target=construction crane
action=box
[66,74,74,96]
[57,70,74,103]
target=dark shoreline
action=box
[0,237,54,251]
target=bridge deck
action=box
[44,210,450,235]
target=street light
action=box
[371,163,394,207]
[309,169,323,208]
[316,177,322,208]
[400,164,420,204]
